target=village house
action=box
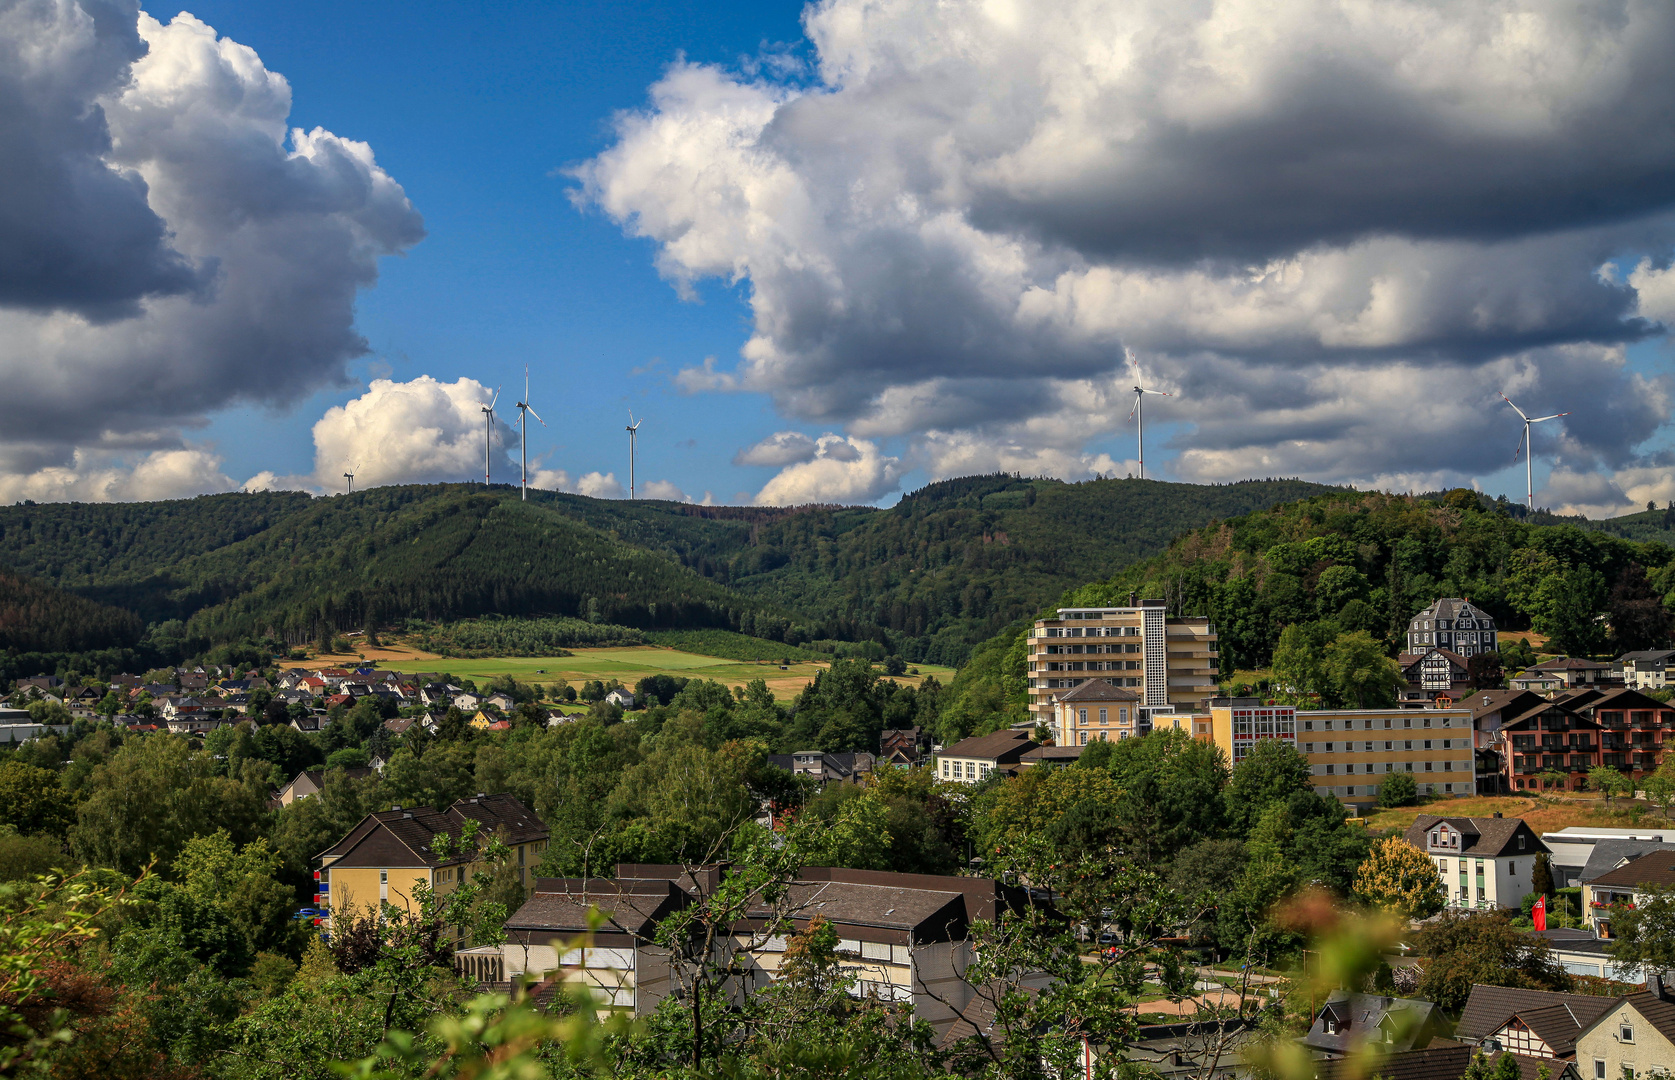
[936,729,1036,783]
[1404,814,1549,910]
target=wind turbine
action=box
[480,386,500,485]
[626,411,642,499]
[1127,357,1171,480]
[515,367,545,501]
[1501,393,1571,510]
[342,463,360,494]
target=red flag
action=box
[1534,894,1547,932]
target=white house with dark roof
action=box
[936,729,1035,783]
[1618,651,1675,691]
[1404,815,1549,910]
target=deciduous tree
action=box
[1353,836,1445,919]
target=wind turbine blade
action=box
[1529,412,1570,423]
[1499,393,1528,421]
[1513,428,1526,463]
[1128,396,1139,421]
[1142,388,1170,396]
[488,387,500,410]
[527,406,545,426]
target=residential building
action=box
[1197,700,1475,809]
[1050,679,1142,747]
[165,714,220,735]
[1086,1019,1256,1080]
[1514,658,1620,692]
[1407,598,1498,658]
[277,766,376,807]
[1535,927,1643,984]
[880,727,924,763]
[604,688,635,709]
[457,863,1041,1039]
[1583,849,1675,940]
[1396,648,1473,706]
[315,793,549,927]
[1618,651,1675,691]
[1454,984,1617,1061]
[1511,669,1565,694]
[768,751,876,785]
[1459,689,1549,794]
[1316,1046,1577,1080]
[1301,992,1444,1056]
[936,729,1035,783]
[1025,600,1219,730]
[1543,828,1675,890]
[1403,814,1549,910]
[1573,978,1675,1080]
[1494,690,1675,792]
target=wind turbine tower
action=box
[1128,358,1171,480]
[480,387,500,485]
[1501,393,1570,509]
[516,367,544,501]
[343,464,359,494]
[626,411,642,499]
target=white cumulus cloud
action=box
[754,435,902,506]
[0,2,422,494]
[577,0,1675,506]
[310,376,510,491]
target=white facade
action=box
[1421,819,1540,910]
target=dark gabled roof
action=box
[1314,1045,1473,1080]
[1589,849,1675,889]
[1620,650,1675,663]
[450,793,548,845]
[1021,744,1084,763]
[1529,656,1611,671]
[760,879,964,934]
[1456,984,1616,1045]
[1300,993,1439,1054]
[1579,841,1675,884]
[1404,816,1549,858]
[1552,687,1607,710]
[1586,688,1674,713]
[1412,598,1494,625]
[1056,680,1141,702]
[1398,649,1471,670]
[1501,701,1599,731]
[1598,991,1675,1048]
[1457,689,1547,722]
[941,728,1035,762]
[507,878,687,937]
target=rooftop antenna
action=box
[343,463,360,494]
[480,386,500,485]
[626,411,642,499]
[1127,353,1171,481]
[516,366,545,501]
[1501,393,1570,509]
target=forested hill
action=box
[0,475,1342,667]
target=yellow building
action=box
[1051,679,1143,746]
[1195,698,1476,809]
[315,792,548,927]
[1026,600,1218,731]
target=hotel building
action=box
[1026,600,1219,732]
[1194,698,1477,809]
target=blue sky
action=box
[190,0,816,503]
[6,0,1673,513]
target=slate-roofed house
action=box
[1407,598,1498,658]
[1618,651,1675,692]
[768,751,876,785]
[316,793,549,926]
[936,729,1035,783]
[1455,984,1618,1060]
[1314,1045,1578,1080]
[1514,658,1619,693]
[1300,992,1443,1057]
[1404,815,1548,910]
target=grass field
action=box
[1364,792,1673,834]
[361,645,956,699]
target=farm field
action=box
[358,644,955,699]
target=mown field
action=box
[371,645,955,698]
[1364,792,1675,834]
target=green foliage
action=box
[1378,771,1418,807]
[1224,739,1315,834]
[0,568,143,653]
[645,628,828,662]
[1411,910,1571,1010]
[1601,883,1675,978]
[410,614,637,656]
[0,760,76,837]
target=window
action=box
[1326,742,1335,752]
[1595,1061,1606,1080]
[1622,1025,1635,1044]
[1078,709,1088,725]
[1099,708,1107,725]
[1385,741,1394,750]
[379,870,388,885]
[1325,764,1335,775]
[1305,743,1315,752]
[1519,836,1527,851]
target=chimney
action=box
[1493,812,1503,818]
[1128,591,1137,607]
[1652,973,1670,1002]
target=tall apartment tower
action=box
[1026,599,1219,735]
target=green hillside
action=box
[0,475,1347,669]
[935,488,1675,741]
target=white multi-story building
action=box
[1403,814,1548,910]
[1026,600,1218,731]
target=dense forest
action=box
[936,488,1675,742]
[0,475,1353,672]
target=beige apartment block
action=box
[1026,599,1218,732]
